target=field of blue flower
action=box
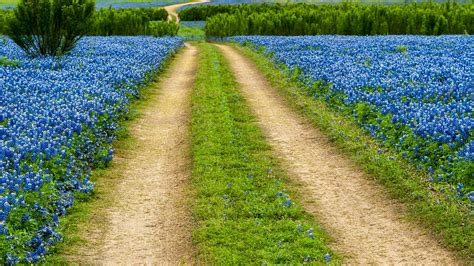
[0,36,183,263]
[94,0,187,9]
[0,0,188,9]
[175,0,473,11]
[230,35,473,202]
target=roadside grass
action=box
[233,44,473,261]
[178,24,205,40]
[190,43,336,264]
[44,47,182,263]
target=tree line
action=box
[178,2,473,36]
[90,7,172,36]
[0,5,178,37]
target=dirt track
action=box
[70,43,198,264]
[164,0,210,22]
[216,44,457,265]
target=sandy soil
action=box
[164,0,210,22]
[70,43,198,265]
[216,44,457,265]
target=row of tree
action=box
[179,2,473,36]
[0,5,176,36]
[90,7,170,36]
[0,10,13,35]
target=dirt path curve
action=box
[78,43,198,264]
[164,0,209,22]
[216,44,456,265]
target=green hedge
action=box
[0,10,13,34]
[178,3,473,37]
[1,7,179,36]
[90,7,169,36]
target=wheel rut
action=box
[164,0,209,22]
[216,44,457,265]
[69,43,198,265]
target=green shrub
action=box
[7,0,95,57]
[0,7,175,37]
[0,56,20,67]
[90,7,168,36]
[178,2,474,37]
[147,21,179,37]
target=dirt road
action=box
[69,43,198,264]
[217,44,456,265]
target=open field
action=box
[230,35,473,195]
[0,0,189,8]
[232,38,473,258]
[0,0,472,263]
[3,0,471,8]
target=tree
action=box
[7,0,95,57]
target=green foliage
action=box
[0,10,13,33]
[178,24,205,40]
[89,7,168,35]
[7,0,95,57]
[191,43,336,264]
[395,45,408,53]
[0,7,178,36]
[147,21,179,36]
[178,2,474,37]
[0,56,20,67]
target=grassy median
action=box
[190,43,336,264]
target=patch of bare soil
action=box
[164,0,210,22]
[217,44,457,265]
[68,43,198,265]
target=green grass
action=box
[178,25,205,40]
[190,43,337,264]
[233,43,473,261]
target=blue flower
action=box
[467,191,474,202]
[324,253,331,262]
[228,35,473,196]
[0,36,183,261]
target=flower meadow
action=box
[1,0,188,9]
[230,35,473,202]
[95,0,187,9]
[0,36,183,263]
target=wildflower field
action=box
[0,36,182,263]
[0,0,188,9]
[230,35,473,202]
[0,0,472,262]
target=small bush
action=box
[147,21,179,37]
[0,56,21,67]
[7,0,95,57]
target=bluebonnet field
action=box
[0,36,183,263]
[95,0,187,9]
[0,0,188,9]
[230,35,474,202]
[175,0,473,11]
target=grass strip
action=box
[178,25,205,41]
[190,43,336,264]
[233,44,472,261]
